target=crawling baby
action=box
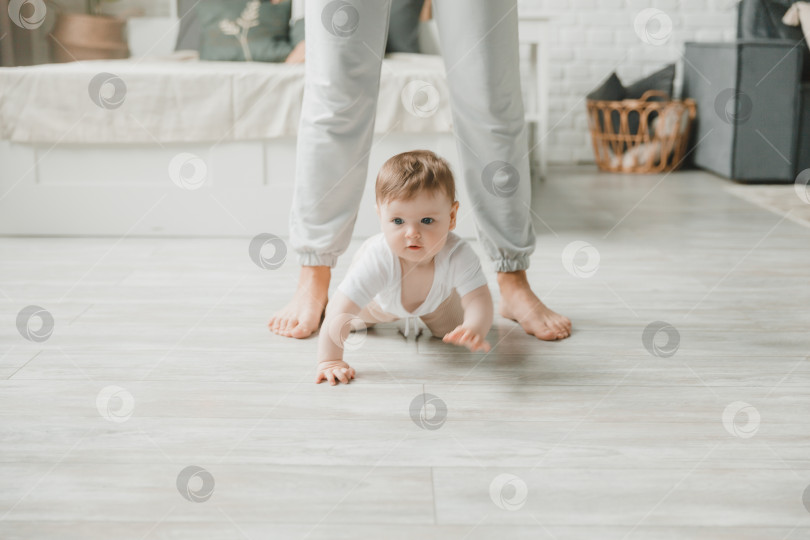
[315,150,494,385]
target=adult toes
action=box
[290,322,315,339]
[532,324,558,340]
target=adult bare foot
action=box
[497,270,571,341]
[269,266,330,339]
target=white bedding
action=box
[0,52,453,144]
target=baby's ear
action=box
[449,200,459,230]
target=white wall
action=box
[519,0,739,163]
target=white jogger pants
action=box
[290,0,536,272]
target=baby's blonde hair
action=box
[375,150,456,205]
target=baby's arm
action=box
[442,285,493,353]
[315,290,363,385]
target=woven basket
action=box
[49,13,129,63]
[586,90,696,173]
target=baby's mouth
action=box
[407,245,422,250]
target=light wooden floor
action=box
[1,166,809,539]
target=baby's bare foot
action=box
[269,266,330,339]
[497,271,571,341]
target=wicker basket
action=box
[586,90,696,173]
[49,13,129,63]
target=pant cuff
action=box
[297,252,339,268]
[492,255,530,273]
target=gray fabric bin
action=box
[682,41,803,183]
[799,83,810,174]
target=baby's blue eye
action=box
[393,218,403,225]
[421,218,434,224]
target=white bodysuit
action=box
[337,232,488,319]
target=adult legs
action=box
[270,0,392,338]
[432,0,571,340]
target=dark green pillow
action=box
[290,0,422,54]
[387,0,422,53]
[586,72,625,102]
[587,73,625,136]
[289,17,305,48]
[625,64,675,100]
[197,0,293,62]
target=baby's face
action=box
[377,190,459,267]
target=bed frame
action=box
[0,134,476,238]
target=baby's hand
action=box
[315,359,356,386]
[442,325,491,353]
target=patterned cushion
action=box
[197,0,293,62]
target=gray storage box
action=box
[799,83,810,174]
[683,41,803,183]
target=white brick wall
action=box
[518,0,739,163]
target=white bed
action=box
[0,52,455,144]
[0,51,474,237]
[0,16,549,238]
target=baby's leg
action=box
[356,300,399,329]
[420,290,464,338]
